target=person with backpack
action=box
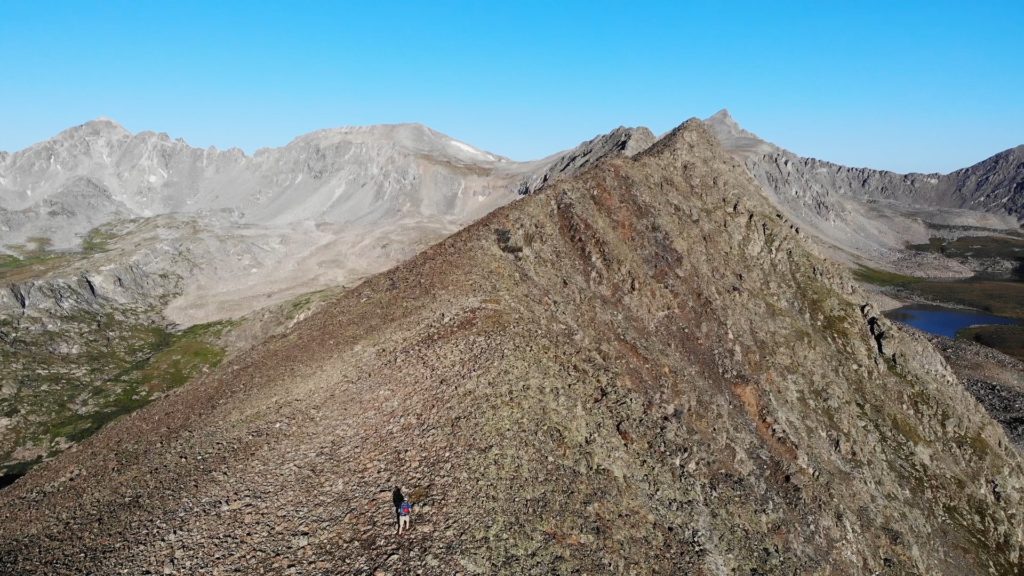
[397,497,413,535]
[391,486,404,524]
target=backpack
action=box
[400,501,412,516]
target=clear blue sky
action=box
[1,1,1021,173]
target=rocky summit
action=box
[1,119,1021,574]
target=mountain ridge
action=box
[705,109,1024,216]
[704,110,1023,276]
[0,117,652,247]
[706,109,1024,178]
[2,118,1021,574]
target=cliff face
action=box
[1,120,1021,575]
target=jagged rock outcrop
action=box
[1,119,1021,574]
[0,262,173,317]
[517,126,657,195]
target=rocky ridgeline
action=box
[0,120,1021,574]
[705,110,1023,273]
[517,126,657,195]
[707,109,1024,221]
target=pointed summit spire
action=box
[703,109,776,156]
[707,109,742,131]
[705,108,744,130]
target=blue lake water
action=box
[886,304,1021,338]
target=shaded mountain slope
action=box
[1,120,1022,575]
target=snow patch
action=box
[449,140,495,161]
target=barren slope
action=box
[1,120,1022,575]
[706,110,1022,275]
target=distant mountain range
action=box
[0,119,654,323]
[0,118,654,251]
[707,109,1024,219]
[706,109,1022,272]
[3,112,1018,277]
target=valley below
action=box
[858,229,1024,361]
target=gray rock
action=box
[705,109,1022,273]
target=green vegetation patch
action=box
[285,287,345,320]
[913,280,1024,319]
[134,322,230,391]
[24,236,54,253]
[854,262,1024,319]
[1,313,232,478]
[853,265,922,288]
[1,226,122,281]
[957,324,1024,362]
[81,226,119,254]
[908,235,1024,261]
[0,235,73,281]
[0,252,73,282]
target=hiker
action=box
[398,497,413,535]
[392,486,404,524]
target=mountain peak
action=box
[640,117,717,160]
[703,110,776,157]
[704,109,749,135]
[708,108,737,126]
[55,117,131,142]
